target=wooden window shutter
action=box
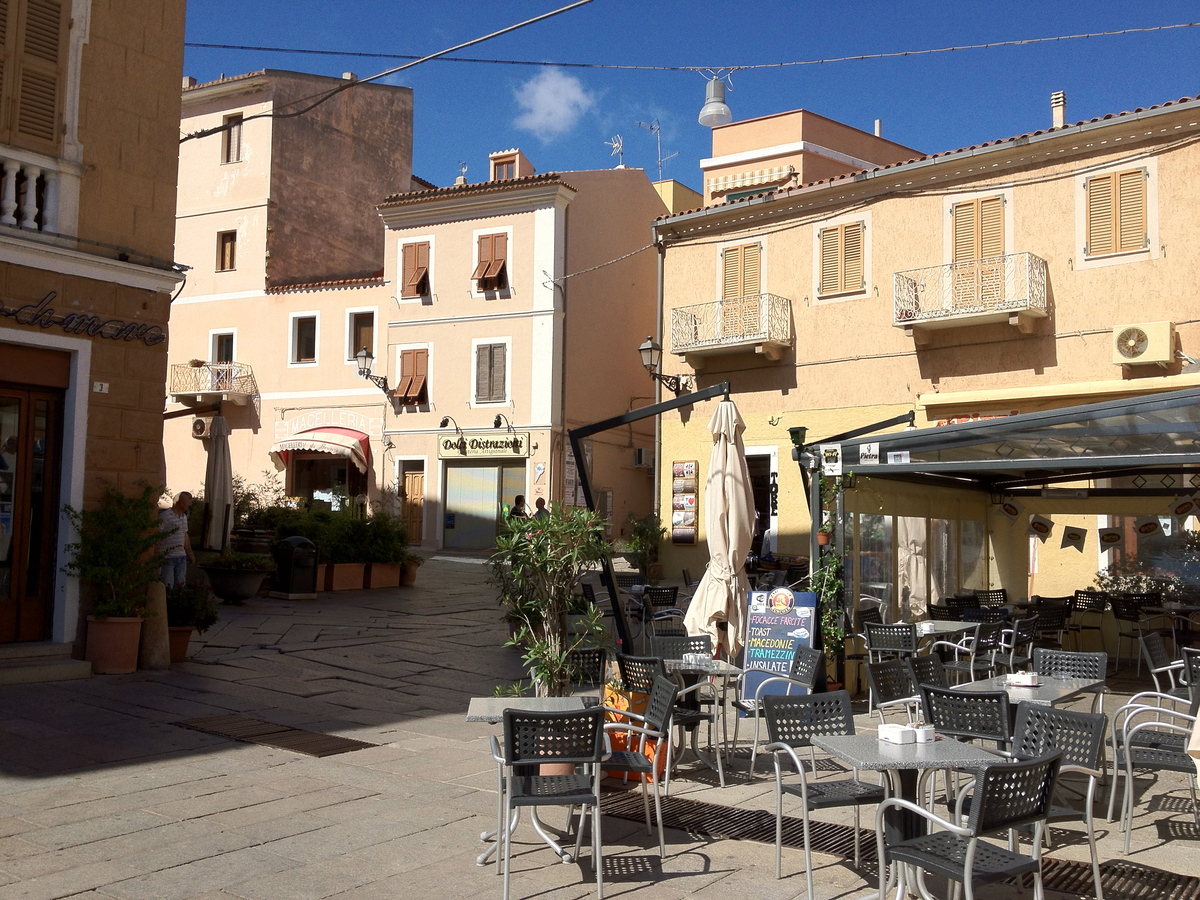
[722,245,742,299]
[393,349,414,401]
[952,201,977,263]
[410,348,428,403]
[474,345,490,402]
[979,197,1004,258]
[818,228,840,295]
[841,223,863,290]
[1086,174,1115,256]
[402,242,430,297]
[1118,169,1146,252]
[401,244,416,295]
[471,235,492,280]
[489,343,506,402]
[0,1,9,121]
[6,0,66,155]
[740,243,761,296]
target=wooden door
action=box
[403,470,424,543]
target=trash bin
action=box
[270,535,318,598]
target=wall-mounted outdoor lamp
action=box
[493,413,514,432]
[439,415,462,436]
[355,346,390,395]
[638,336,692,396]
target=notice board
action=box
[739,587,818,713]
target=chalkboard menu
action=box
[739,587,818,711]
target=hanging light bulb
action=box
[698,77,732,128]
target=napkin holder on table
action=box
[1007,671,1039,686]
[878,723,916,744]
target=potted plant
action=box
[63,483,165,674]
[165,579,219,662]
[490,505,609,697]
[625,512,666,581]
[199,548,276,604]
[400,550,424,586]
[811,551,846,688]
[363,512,408,588]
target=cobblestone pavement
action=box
[0,555,1195,899]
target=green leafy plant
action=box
[811,552,846,658]
[204,548,276,572]
[490,505,610,697]
[63,483,166,618]
[623,512,665,578]
[165,580,220,632]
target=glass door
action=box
[0,388,61,642]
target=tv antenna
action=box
[636,119,677,181]
[605,134,624,167]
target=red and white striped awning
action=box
[269,427,370,474]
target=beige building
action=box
[0,0,185,650]
[376,152,693,550]
[164,70,415,523]
[656,92,1200,644]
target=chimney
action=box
[342,72,358,82]
[182,75,196,89]
[1051,91,1067,129]
[874,119,882,137]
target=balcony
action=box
[169,362,258,406]
[0,147,72,234]
[893,251,1048,338]
[670,293,793,366]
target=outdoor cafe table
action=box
[465,695,598,866]
[914,620,976,650]
[662,657,741,786]
[953,674,1105,708]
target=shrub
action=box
[166,580,220,632]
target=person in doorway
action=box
[533,497,549,520]
[158,492,195,588]
[509,495,528,519]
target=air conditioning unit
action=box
[191,417,213,439]
[633,447,654,469]
[1112,321,1174,367]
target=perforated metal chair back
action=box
[971,588,1009,608]
[651,634,711,660]
[643,675,679,733]
[945,594,976,616]
[642,585,680,610]
[1184,647,1200,685]
[784,562,810,587]
[1032,648,1108,679]
[906,652,948,690]
[1032,602,1068,639]
[763,689,855,748]
[682,568,698,589]
[567,647,608,689]
[1073,590,1109,614]
[920,683,1012,746]
[855,606,883,630]
[865,659,917,709]
[968,752,1062,835]
[961,605,1008,623]
[864,622,917,656]
[1111,595,1144,625]
[616,653,665,695]
[502,707,605,767]
[580,582,600,604]
[787,646,825,689]
[615,572,643,590]
[927,604,957,622]
[973,620,1005,654]
[1140,631,1174,671]
[1118,591,1162,609]
[1012,704,1105,771]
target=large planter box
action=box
[364,563,401,589]
[86,616,142,674]
[315,564,327,592]
[326,563,366,592]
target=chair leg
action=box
[650,771,666,857]
[593,799,603,899]
[803,806,815,900]
[774,765,784,879]
[639,776,651,836]
[1085,780,1105,900]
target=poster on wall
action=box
[740,588,818,712]
[671,460,699,543]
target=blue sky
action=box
[183,1,1200,193]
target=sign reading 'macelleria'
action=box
[438,432,531,459]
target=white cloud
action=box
[513,68,595,142]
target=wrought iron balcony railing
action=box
[670,292,793,360]
[169,362,258,405]
[893,251,1048,332]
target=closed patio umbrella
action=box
[203,415,234,551]
[684,398,755,657]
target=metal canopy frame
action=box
[569,381,731,652]
[804,386,1200,496]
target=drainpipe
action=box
[652,228,665,516]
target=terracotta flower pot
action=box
[86,616,143,674]
[167,625,194,663]
[816,531,832,546]
[201,566,270,604]
[401,564,419,586]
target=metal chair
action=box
[876,752,1062,900]
[944,594,977,617]
[763,691,887,889]
[616,653,665,696]
[567,647,608,691]
[865,659,920,725]
[602,675,678,857]
[1139,632,1188,700]
[919,683,1012,751]
[784,561,810,587]
[864,622,917,664]
[642,586,685,639]
[932,621,1003,684]
[615,572,644,591]
[960,605,1010,624]
[650,634,711,660]
[1011,704,1108,900]
[843,606,883,695]
[970,587,1009,607]
[731,645,824,776]
[1112,594,1155,674]
[905,652,949,691]
[492,708,607,900]
[998,613,1040,672]
[1032,648,1107,713]
[1030,600,1069,648]
[926,603,958,622]
[1069,590,1108,652]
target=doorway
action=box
[0,386,62,642]
[744,449,777,557]
[400,461,425,544]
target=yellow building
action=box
[0,0,184,656]
[656,92,1200,652]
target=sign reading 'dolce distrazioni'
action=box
[1,292,166,346]
[438,432,530,459]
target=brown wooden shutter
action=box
[818,228,839,295]
[489,343,506,402]
[484,233,507,285]
[841,223,863,290]
[474,345,489,402]
[410,348,428,403]
[952,201,976,263]
[471,235,492,280]
[740,243,760,296]
[1086,174,1114,256]
[0,1,10,121]
[7,0,65,154]
[402,242,429,297]
[722,245,741,299]
[979,197,1004,258]
[392,349,414,401]
[1118,169,1146,252]
[401,243,416,296]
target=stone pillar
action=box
[139,582,171,670]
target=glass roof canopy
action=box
[816,387,1200,495]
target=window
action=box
[292,316,316,364]
[0,0,69,156]
[471,233,508,291]
[1086,168,1147,257]
[222,114,243,164]
[818,222,864,296]
[951,196,1004,305]
[212,333,234,363]
[393,348,428,405]
[217,231,236,271]
[721,243,761,300]
[348,312,373,361]
[492,155,516,180]
[474,343,506,403]
[401,242,430,298]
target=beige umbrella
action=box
[203,415,233,551]
[684,398,755,657]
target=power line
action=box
[186,21,1200,73]
[179,0,593,144]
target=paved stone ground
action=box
[0,556,1195,899]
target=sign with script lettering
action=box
[438,432,530,459]
[1,291,166,346]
